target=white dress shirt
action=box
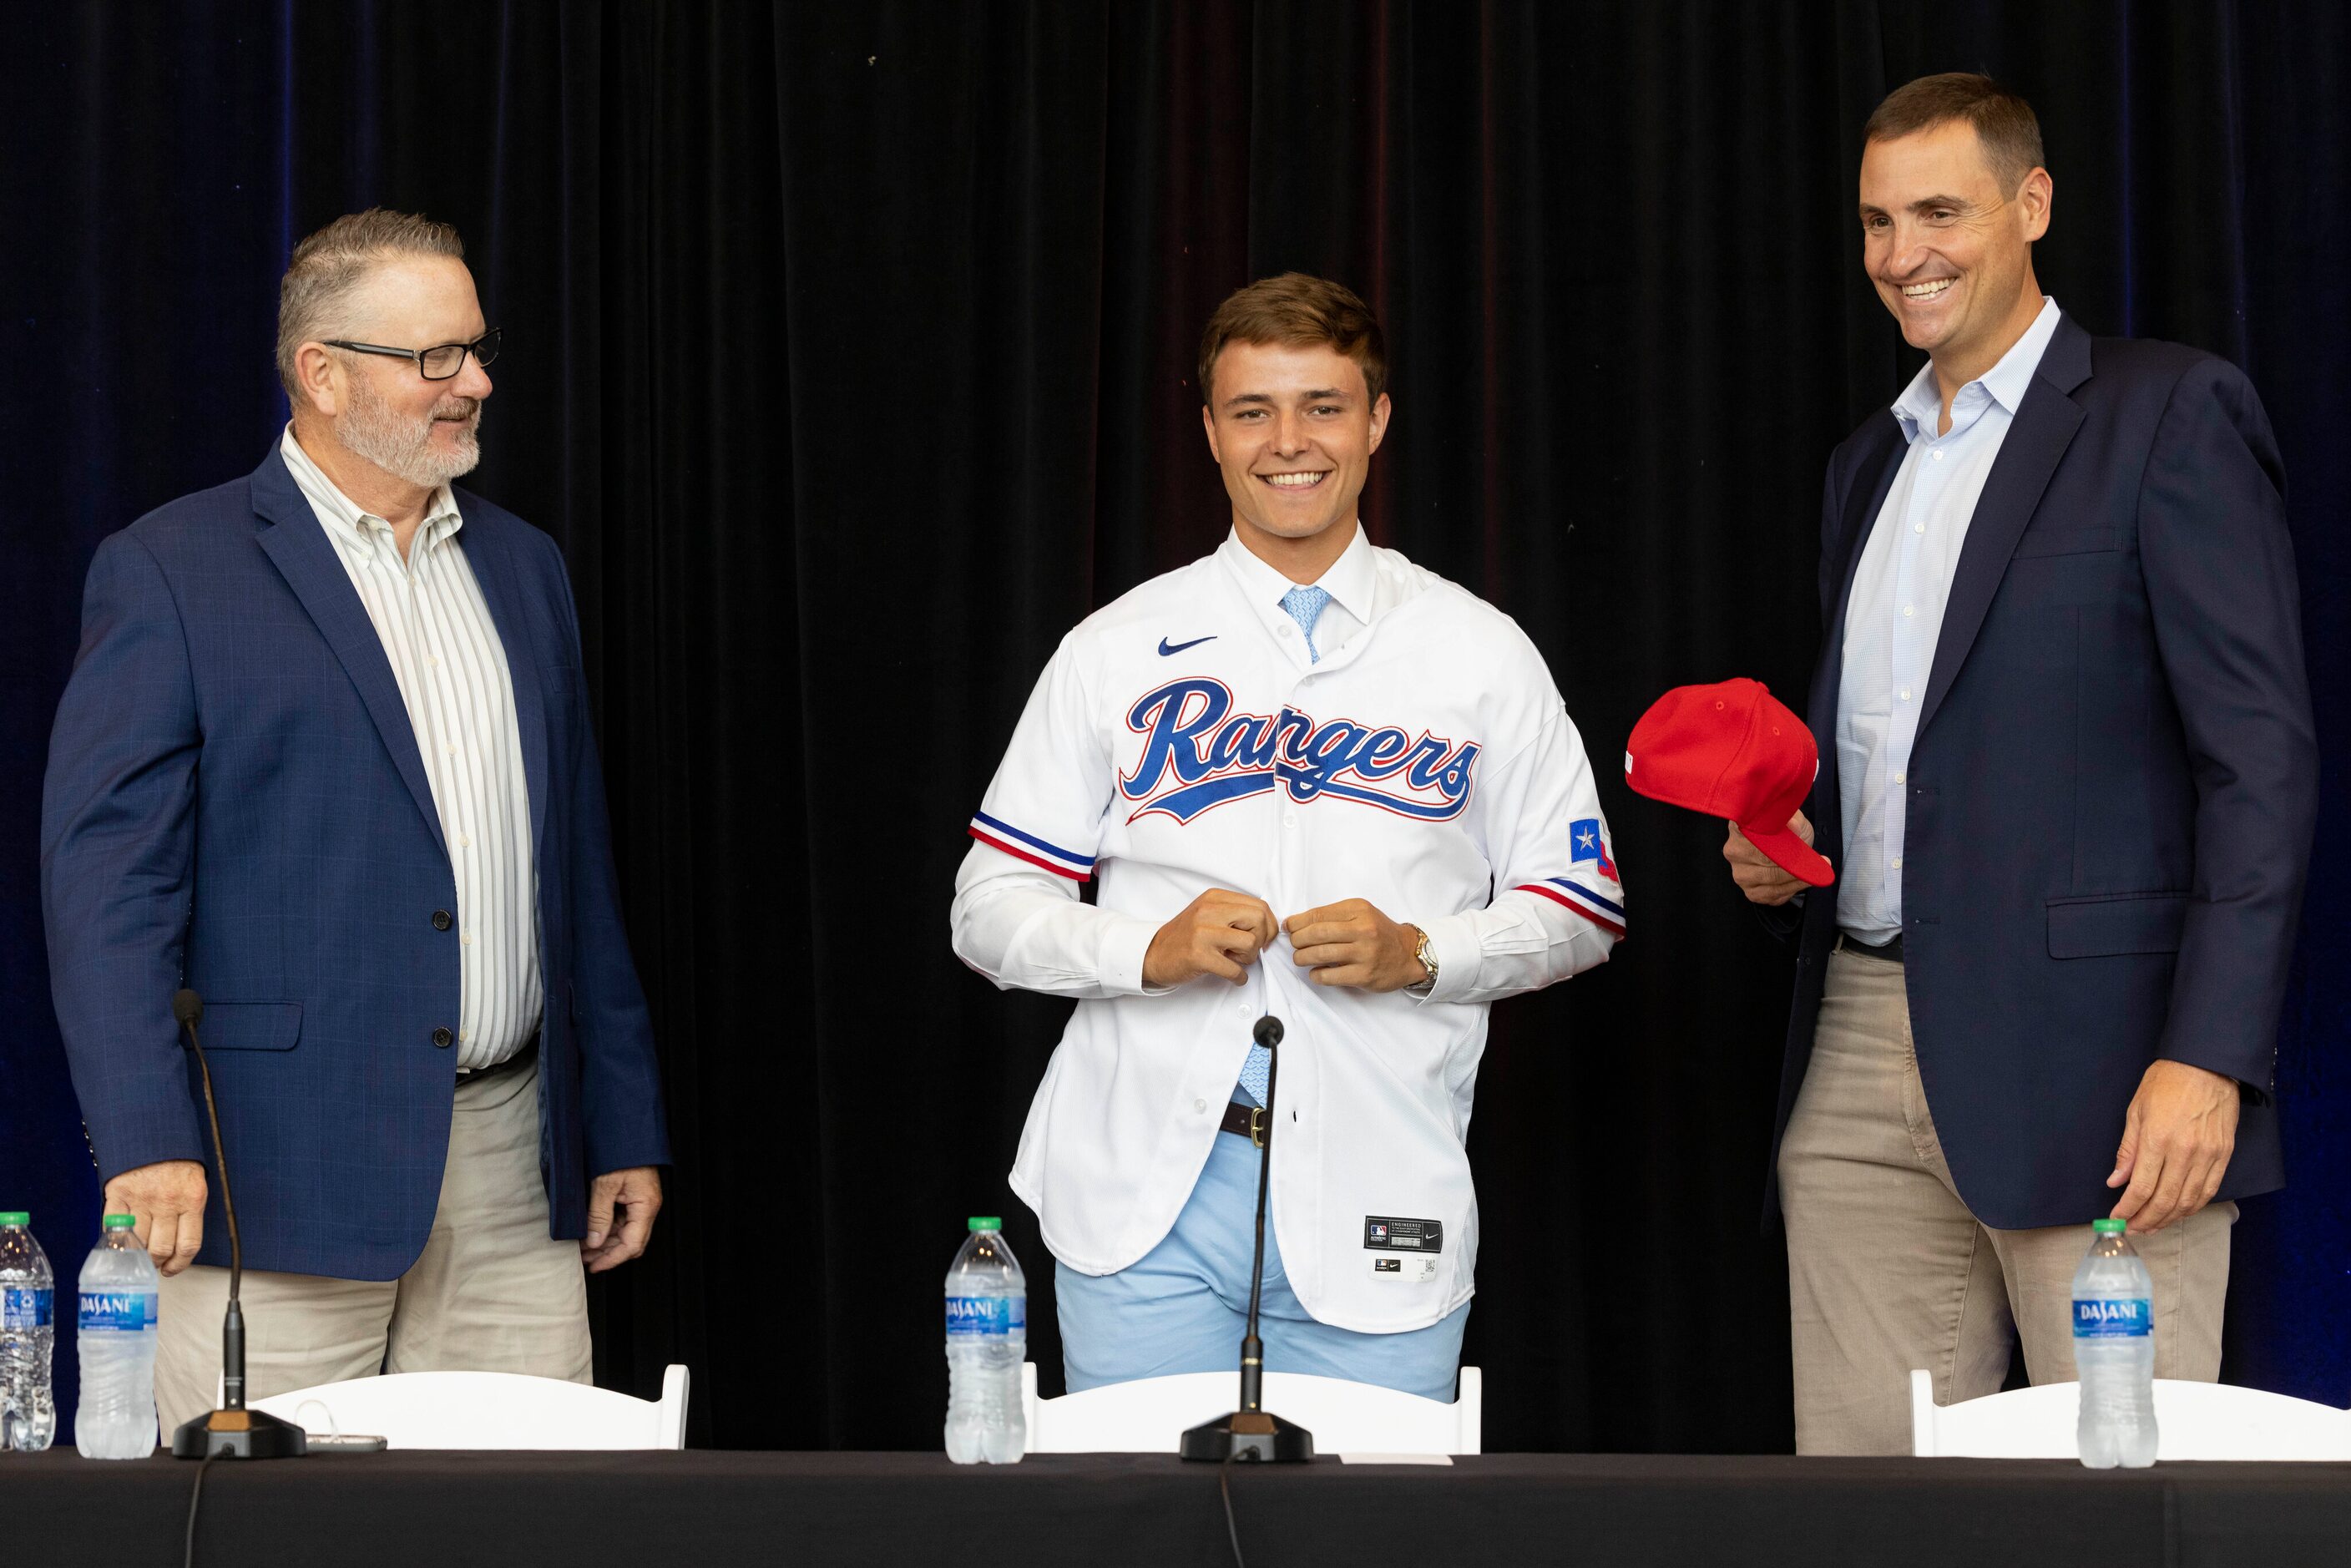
[1836,299,2063,942]
[280,427,542,1070]
[951,524,1623,1331]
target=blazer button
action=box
[432,1026,454,1049]
[432,910,453,931]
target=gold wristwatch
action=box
[1406,924,1438,997]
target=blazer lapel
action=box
[1807,417,1906,870]
[250,448,448,858]
[452,506,552,863]
[1915,318,2093,736]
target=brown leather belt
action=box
[1218,1100,1271,1148]
[454,1033,538,1086]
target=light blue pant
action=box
[1054,1125,1469,1402]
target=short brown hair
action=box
[276,208,467,400]
[1198,273,1388,406]
[1863,73,2046,195]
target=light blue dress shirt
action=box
[1834,298,2063,942]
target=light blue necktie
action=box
[1280,584,1332,665]
[1236,586,1334,1107]
[1237,1039,1272,1108]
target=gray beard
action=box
[337,376,483,488]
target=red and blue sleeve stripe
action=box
[1514,877,1625,938]
[968,811,1096,882]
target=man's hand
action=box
[1724,811,1818,906]
[2116,1062,2237,1232]
[1284,899,1428,993]
[583,1166,665,1273]
[1144,888,1280,988]
[2107,1060,2239,1233]
[101,1160,209,1277]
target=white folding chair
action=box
[242,1364,691,1449]
[1021,1363,1482,1455]
[1909,1368,2351,1459]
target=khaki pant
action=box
[1778,947,2233,1455]
[155,1056,590,1434]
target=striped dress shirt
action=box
[279,426,542,1070]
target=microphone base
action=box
[172,1406,308,1460]
[1180,1409,1314,1464]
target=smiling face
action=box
[1200,339,1391,555]
[301,255,493,489]
[1858,118,2051,386]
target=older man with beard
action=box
[42,209,668,1434]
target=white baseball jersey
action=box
[951,526,1625,1331]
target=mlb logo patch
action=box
[1369,1222,1388,1241]
[1570,818,1619,880]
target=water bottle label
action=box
[944,1296,1025,1337]
[2073,1297,2151,1338]
[78,1290,155,1333]
[2,1286,52,1329]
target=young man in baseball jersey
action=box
[951,274,1623,1398]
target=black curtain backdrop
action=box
[2,3,2342,1453]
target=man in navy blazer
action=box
[1725,77,2317,1453]
[42,210,669,1429]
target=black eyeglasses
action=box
[321,327,502,381]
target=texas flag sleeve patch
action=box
[1568,817,1619,881]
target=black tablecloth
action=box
[11,1449,2351,1566]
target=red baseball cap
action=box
[1624,679,1833,888]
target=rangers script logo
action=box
[1119,677,1481,824]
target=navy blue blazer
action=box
[42,445,670,1281]
[1774,315,2317,1232]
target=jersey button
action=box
[1195,1099,1207,1114]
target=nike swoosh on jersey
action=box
[1157,635,1217,656]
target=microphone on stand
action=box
[169,989,306,1459]
[1181,1014,1313,1463]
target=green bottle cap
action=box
[0,1212,28,1227]
[2091,1217,2128,1235]
[102,1214,138,1229]
[968,1216,1002,1232]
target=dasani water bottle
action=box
[76,1215,160,1459]
[944,1216,1026,1464]
[1,1213,57,1452]
[2073,1216,2157,1468]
